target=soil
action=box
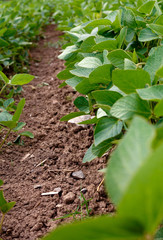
[0,25,113,240]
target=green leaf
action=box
[13,122,26,131]
[147,24,163,36]
[0,190,7,208]
[83,144,97,163]
[77,57,102,68]
[42,215,143,240]
[0,111,12,122]
[139,28,159,42]
[92,139,112,157]
[0,38,9,47]
[156,66,163,78]
[60,112,86,121]
[0,179,3,187]
[94,117,123,145]
[108,50,132,69]
[66,77,83,88]
[144,46,163,82]
[154,99,163,117]
[76,79,99,94]
[70,67,94,78]
[10,74,35,86]
[110,93,151,120]
[80,36,96,52]
[20,131,34,138]
[3,98,14,109]
[0,121,17,129]
[138,1,155,14]
[124,59,136,70]
[0,71,9,84]
[74,97,89,113]
[12,98,25,123]
[122,9,137,28]
[89,64,112,84]
[84,19,112,32]
[58,45,79,60]
[118,142,163,233]
[92,90,122,106]
[106,117,155,205]
[137,85,163,101]
[0,201,15,214]
[112,69,151,94]
[93,39,117,51]
[57,69,74,80]
[155,227,163,239]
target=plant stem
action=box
[0,83,7,96]
[0,129,11,150]
[0,213,5,233]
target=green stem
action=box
[0,83,7,96]
[0,213,5,233]
[0,129,11,150]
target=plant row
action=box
[43,0,163,239]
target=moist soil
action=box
[0,25,113,240]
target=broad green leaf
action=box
[84,19,112,32]
[112,69,151,94]
[57,69,74,80]
[92,139,112,157]
[139,28,159,42]
[58,45,79,60]
[138,1,155,14]
[74,97,89,113]
[60,112,86,121]
[13,122,26,131]
[147,24,163,36]
[80,36,96,52]
[0,71,9,84]
[0,111,12,122]
[108,50,132,69]
[83,144,97,163]
[152,123,163,149]
[89,64,112,84]
[156,66,163,78]
[154,99,163,117]
[118,142,163,233]
[66,77,83,88]
[155,15,163,25]
[94,117,123,145]
[20,131,34,138]
[125,28,135,42]
[70,67,94,78]
[76,79,99,94]
[92,90,122,106]
[0,121,17,129]
[77,57,102,68]
[110,93,151,120]
[10,74,35,86]
[122,9,137,28]
[93,39,117,51]
[137,85,163,101]
[3,98,14,108]
[42,215,143,240]
[106,117,155,205]
[124,59,136,70]
[0,201,15,214]
[144,46,163,82]
[0,38,9,47]
[12,98,25,123]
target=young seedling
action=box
[0,180,15,233]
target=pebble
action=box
[34,184,42,189]
[53,187,62,195]
[63,192,75,204]
[72,170,85,180]
[81,188,87,194]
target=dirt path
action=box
[0,25,113,240]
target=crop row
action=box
[44,0,163,239]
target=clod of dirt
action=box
[71,170,85,180]
[63,192,76,204]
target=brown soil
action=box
[0,25,113,240]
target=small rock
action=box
[34,184,42,189]
[63,192,75,204]
[81,188,87,194]
[56,204,63,208]
[72,170,85,180]
[53,187,62,196]
[41,191,58,196]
